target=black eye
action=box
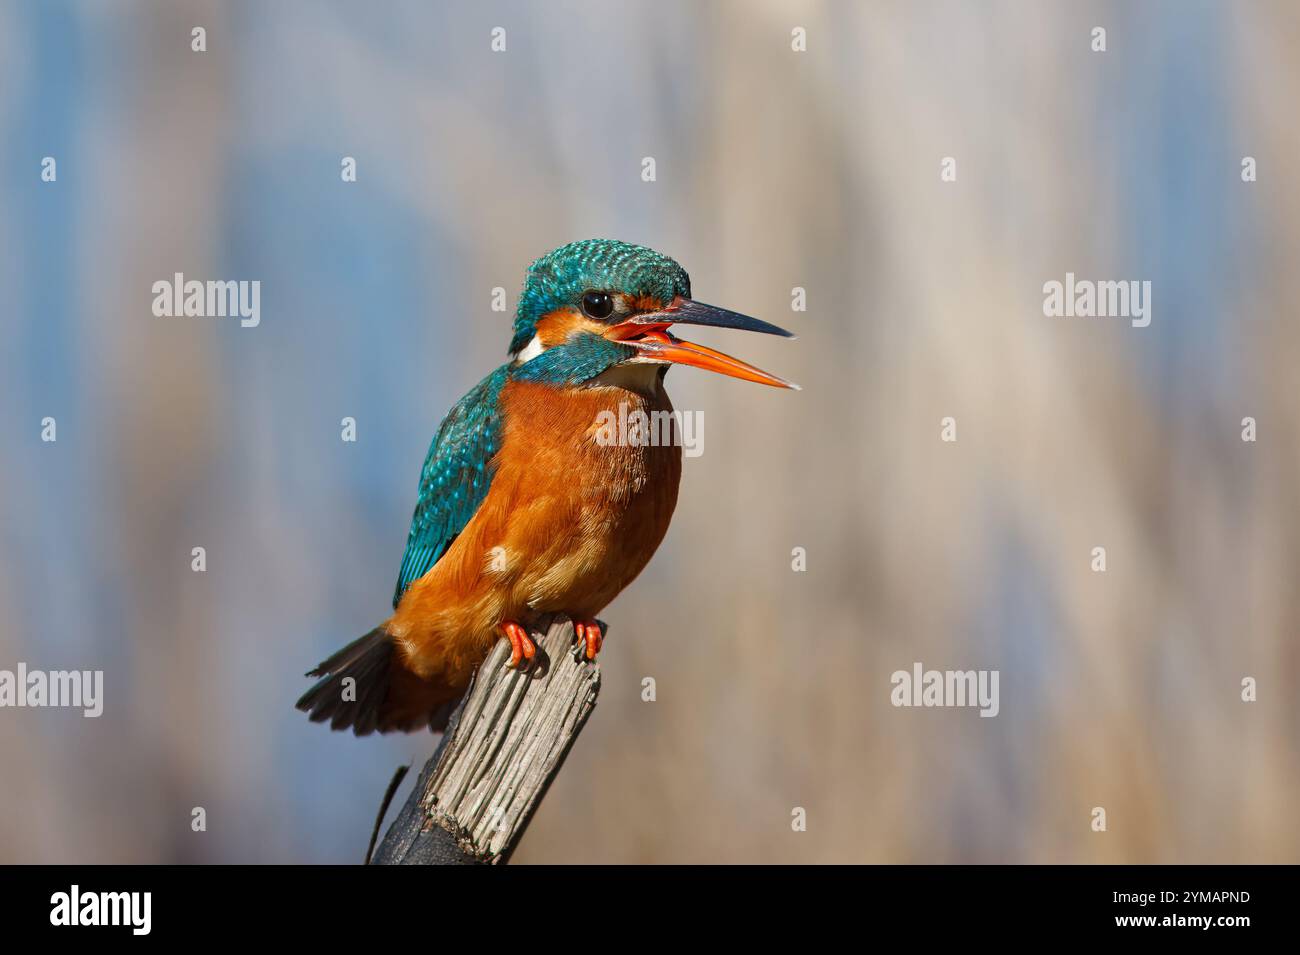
[581,291,614,319]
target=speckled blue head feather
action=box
[511,239,692,354]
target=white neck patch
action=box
[516,334,545,362]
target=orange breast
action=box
[388,374,682,687]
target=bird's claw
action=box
[573,620,603,661]
[501,620,537,669]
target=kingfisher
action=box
[297,239,796,734]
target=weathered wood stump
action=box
[370,615,602,865]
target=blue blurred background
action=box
[1,0,1297,863]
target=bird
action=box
[297,239,796,734]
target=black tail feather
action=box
[297,627,393,736]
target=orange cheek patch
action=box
[534,308,581,347]
[536,308,611,346]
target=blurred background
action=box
[2,0,1297,863]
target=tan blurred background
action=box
[1,0,1297,863]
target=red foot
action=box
[500,620,537,669]
[574,620,604,661]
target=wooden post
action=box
[370,615,602,865]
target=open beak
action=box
[604,297,799,390]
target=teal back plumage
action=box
[393,364,509,607]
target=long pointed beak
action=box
[634,298,795,339]
[606,298,799,390]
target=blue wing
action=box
[392,364,510,608]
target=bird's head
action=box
[509,239,797,389]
